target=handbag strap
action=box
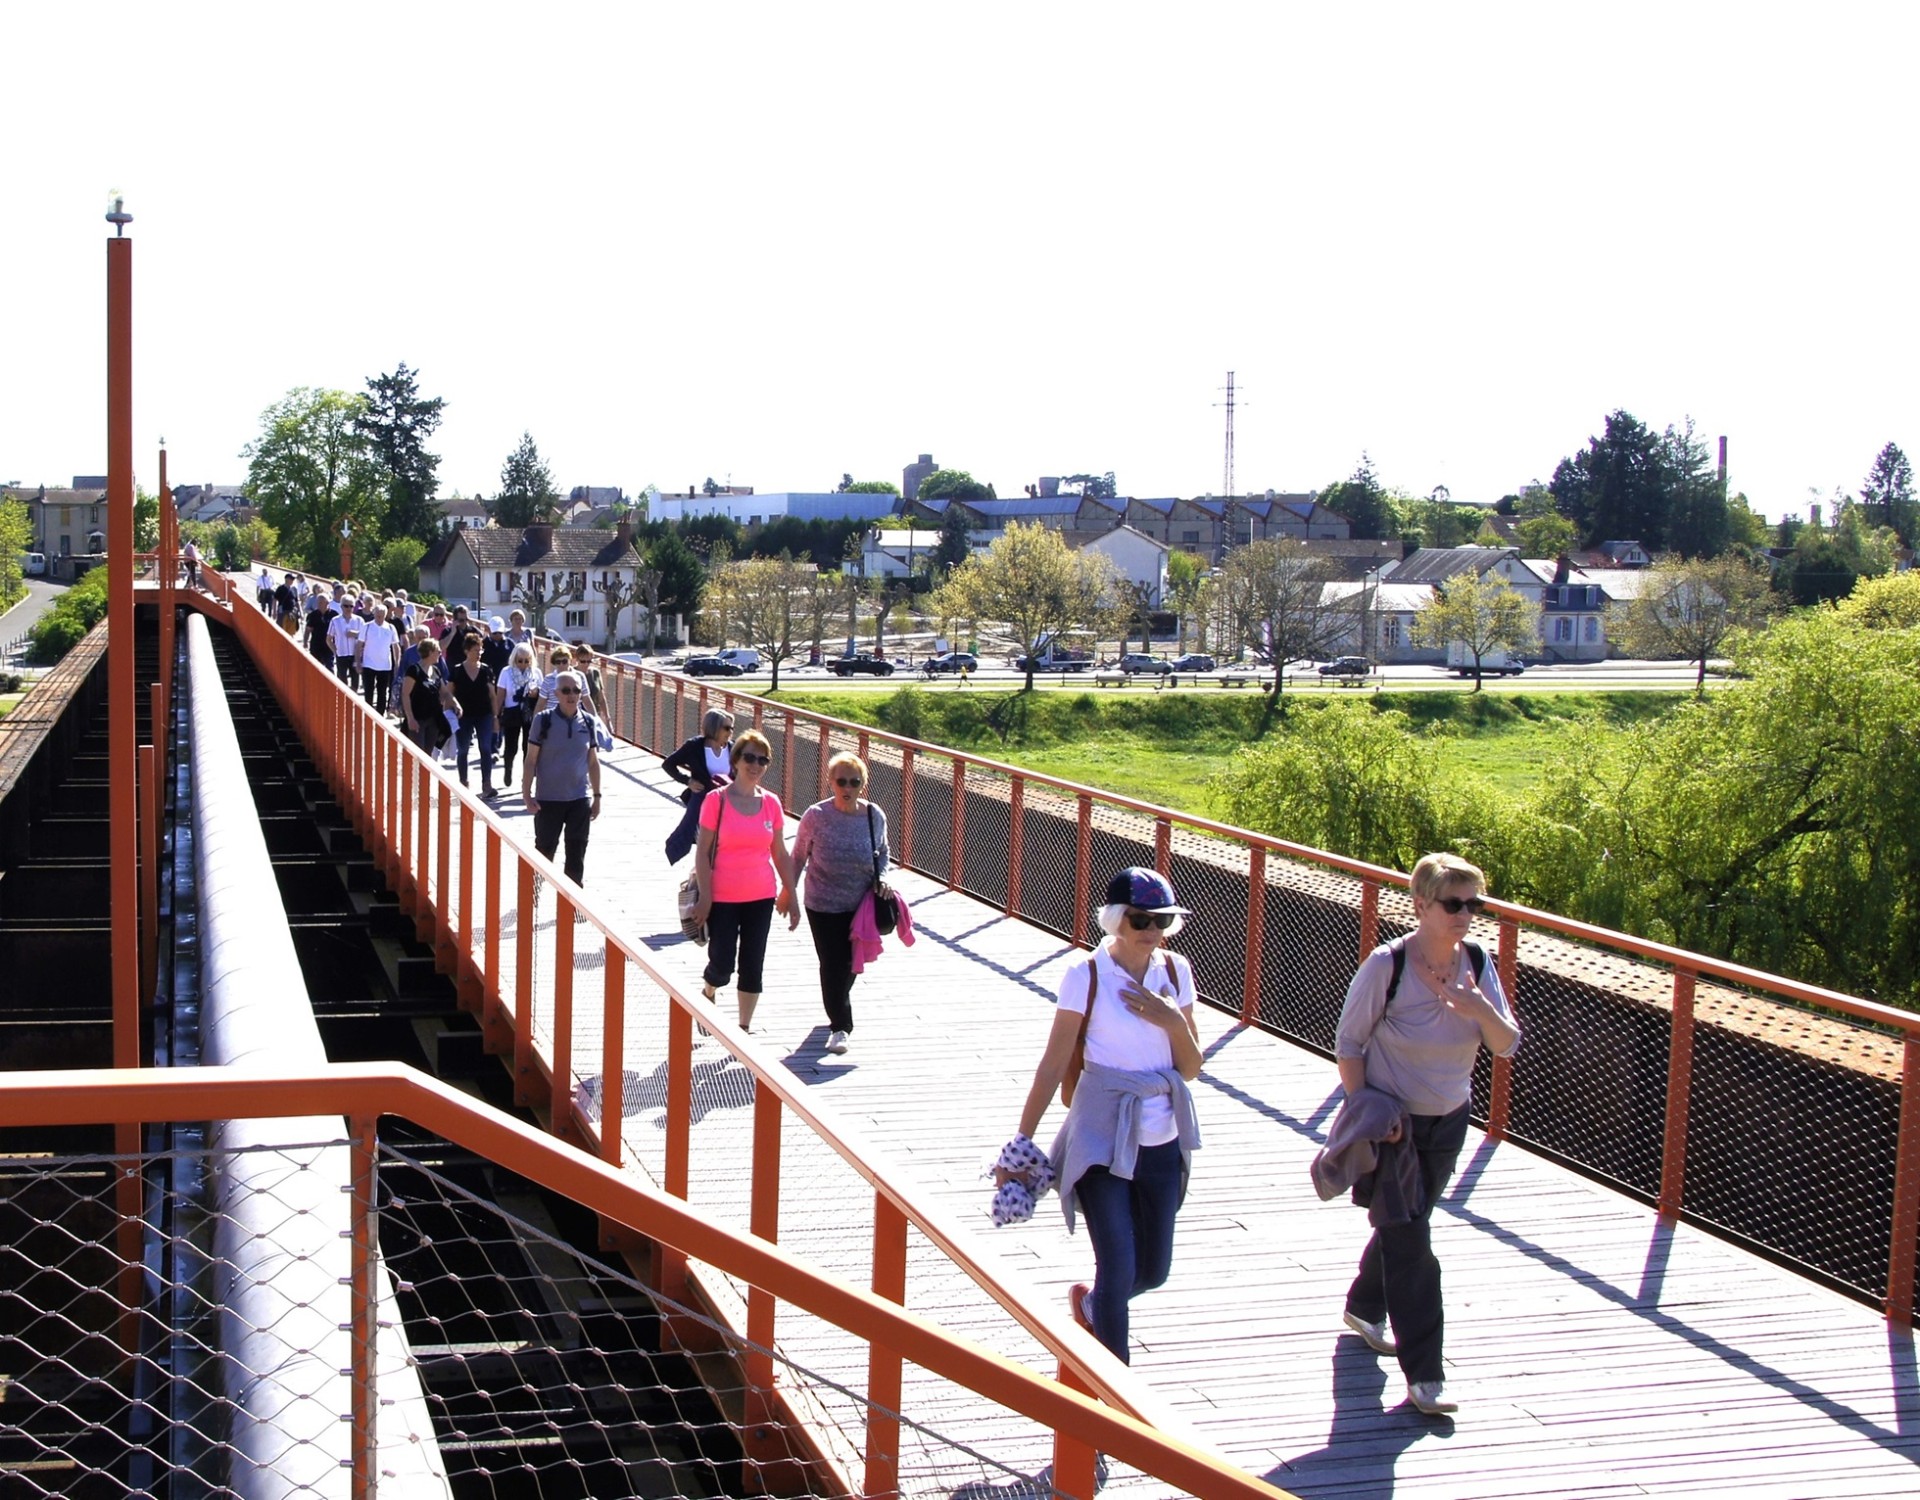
[867,803,884,884]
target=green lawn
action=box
[760,686,1686,818]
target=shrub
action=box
[27,566,111,664]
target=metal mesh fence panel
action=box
[907,751,956,886]
[1250,859,1371,1048]
[1165,836,1250,1010]
[1015,784,1083,942]
[958,765,1014,911]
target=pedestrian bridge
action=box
[1,562,1916,1499]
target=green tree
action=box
[0,498,30,610]
[355,363,446,544]
[727,553,812,688]
[133,484,160,553]
[1317,455,1392,540]
[916,468,995,504]
[1661,419,1731,559]
[1617,552,1778,692]
[844,479,900,495]
[649,529,706,627]
[1216,539,1341,710]
[932,506,972,576]
[1512,484,1575,557]
[1550,410,1732,556]
[1166,550,1206,650]
[494,433,558,528]
[242,388,386,573]
[1410,572,1540,691]
[183,517,278,572]
[1861,442,1915,545]
[931,521,1117,690]
[367,536,427,594]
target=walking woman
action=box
[999,868,1203,1365]
[791,752,887,1056]
[495,643,540,787]
[1334,852,1520,1415]
[450,631,499,798]
[688,728,798,1033]
[661,709,735,864]
[401,637,451,756]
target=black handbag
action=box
[867,804,899,936]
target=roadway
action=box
[0,574,70,666]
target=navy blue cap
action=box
[1104,866,1190,913]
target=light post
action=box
[1363,564,1379,660]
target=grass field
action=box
[760,686,1685,818]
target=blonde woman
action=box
[689,728,799,1032]
[791,752,888,1054]
[1333,852,1520,1415]
[495,644,540,786]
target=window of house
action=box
[1553,617,1574,642]
[564,609,588,629]
[570,571,587,592]
[1383,616,1402,648]
[60,506,71,526]
[1181,530,1200,545]
[494,572,504,594]
[1585,616,1601,642]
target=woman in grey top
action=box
[790,752,887,1056]
[1334,852,1520,1417]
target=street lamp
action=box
[1363,564,1379,659]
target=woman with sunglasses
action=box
[999,867,1203,1366]
[689,728,799,1033]
[1333,852,1520,1416]
[791,752,888,1056]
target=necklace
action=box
[1415,943,1458,990]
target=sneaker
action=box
[1069,1282,1095,1333]
[1407,1380,1457,1415]
[825,1030,849,1055]
[1343,1310,1397,1355]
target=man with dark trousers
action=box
[522,669,602,886]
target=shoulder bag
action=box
[866,804,899,935]
[677,793,723,943]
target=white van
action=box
[22,552,46,576]
[715,647,762,671]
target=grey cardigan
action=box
[1311,1085,1422,1228]
[1049,1060,1202,1233]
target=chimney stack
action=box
[525,519,554,553]
[614,518,634,550]
[1718,436,1728,489]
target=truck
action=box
[1446,642,1527,678]
[1012,642,1092,672]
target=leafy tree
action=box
[725,553,812,688]
[1550,410,1732,556]
[1618,552,1778,692]
[1837,569,1920,630]
[1166,550,1206,650]
[916,468,995,504]
[367,536,427,594]
[1661,419,1731,559]
[133,484,160,553]
[1725,492,1772,549]
[845,479,900,495]
[648,530,705,637]
[1410,572,1540,691]
[183,517,278,572]
[0,499,31,610]
[242,388,386,572]
[931,521,1118,690]
[1317,454,1392,541]
[355,363,446,544]
[1216,539,1341,709]
[494,433,558,528]
[1861,442,1916,545]
[1777,499,1897,606]
[932,506,972,576]
[1511,483,1574,556]
[676,513,742,558]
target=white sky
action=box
[4,4,1914,521]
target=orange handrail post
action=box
[899,746,916,865]
[138,740,157,1006]
[658,1000,694,1311]
[950,758,965,890]
[1658,968,1698,1221]
[864,1190,909,1500]
[107,221,138,1074]
[1489,916,1519,1139]
[455,801,477,1006]
[1073,794,1092,949]
[1888,1033,1920,1326]
[552,893,576,1137]
[483,827,503,1023]
[1051,1359,1101,1500]
[600,944,625,1169]
[411,757,430,924]
[1242,845,1266,1026]
[817,721,831,802]
[1154,815,1171,876]
[745,1083,782,1435]
[348,1114,379,1500]
[514,862,536,1106]
[1358,878,1379,960]
[1006,776,1025,917]
[782,710,795,803]
[434,779,452,953]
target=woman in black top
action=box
[662,709,735,864]
[402,638,452,757]
[449,633,500,797]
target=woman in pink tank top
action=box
[690,728,799,1032]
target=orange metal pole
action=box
[455,800,475,994]
[107,226,138,1071]
[900,746,916,868]
[348,1114,378,1500]
[1073,794,1092,949]
[864,1191,909,1500]
[817,721,830,802]
[659,1001,694,1308]
[1154,815,1172,875]
[949,758,965,890]
[782,710,794,803]
[1006,776,1025,917]
[483,827,502,1018]
[553,893,575,1135]
[514,860,536,1105]
[1241,845,1266,1025]
[412,758,430,917]
[601,944,625,1167]
[138,741,157,1005]
[1052,1359,1101,1500]
[1358,878,1379,961]
[1658,968,1697,1221]
[1889,1035,1920,1326]
[157,447,174,768]
[1489,917,1519,1139]
[746,1084,782,1405]
[434,779,452,951]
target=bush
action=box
[26,565,111,664]
[368,537,427,594]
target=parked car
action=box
[22,552,46,577]
[1117,653,1171,675]
[715,647,762,671]
[924,652,979,674]
[1317,656,1375,678]
[1168,653,1216,673]
[826,652,895,677]
[682,656,746,678]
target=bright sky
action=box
[4,4,1914,521]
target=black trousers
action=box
[1345,1102,1470,1385]
[499,708,529,783]
[362,667,393,716]
[533,797,592,885]
[705,897,775,993]
[805,906,859,1033]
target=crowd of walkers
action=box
[235,566,1521,1421]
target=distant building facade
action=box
[418,520,660,644]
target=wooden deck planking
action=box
[453,741,1920,1498]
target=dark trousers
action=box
[334,654,360,692]
[704,897,776,993]
[456,713,498,788]
[362,667,393,716]
[805,906,858,1033]
[1345,1102,1470,1385]
[533,797,593,885]
[499,708,529,784]
[1075,1139,1186,1365]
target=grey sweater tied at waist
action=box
[1050,1060,1202,1233]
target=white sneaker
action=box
[1343,1310,1397,1355]
[1407,1380,1457,1415]
[825,1030,849,1055]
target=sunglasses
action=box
[1432,895,1488,915]
[834,776,865,788]
[1126,911,1178,931]
[557,687,581,696]
[736,752,771,767]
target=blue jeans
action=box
[456,713,498,788]
[1074,1139,1186,1364]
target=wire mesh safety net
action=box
[0,1140,1133,1499]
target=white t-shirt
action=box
[1057,944,1196,1145]
[326,613,361,657]
[704,745,732,780]
[359,620,400,669]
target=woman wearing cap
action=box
[1332,852,1519,1416]
[999,867,1203,1365]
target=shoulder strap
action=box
[1386,937,1408,1004]
[1464,939,1487,985]
[1075,953,1098,1044]
[866,804,883,880]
